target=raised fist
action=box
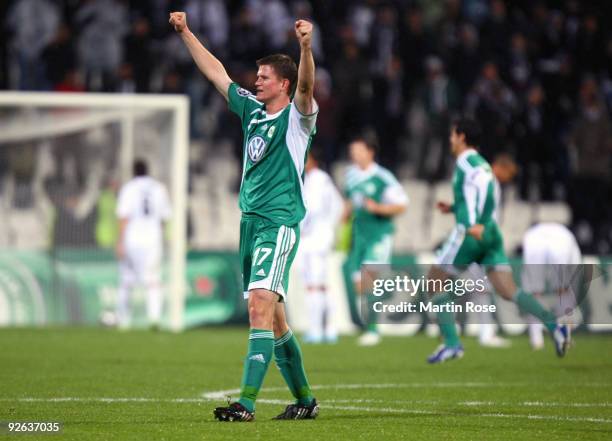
[295,20,313,47]
[169,12,187,33]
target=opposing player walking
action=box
[300,150,343,343]
[170,11,319,421]
[116,159,171,329]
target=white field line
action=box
[5,396,610,425]
[3,397,611,410]
[3,381,612,426]
[200,383,537,400]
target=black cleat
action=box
[273,399,319,420]
[213,402,254,422]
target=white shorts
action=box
[522,225,582,293]
[120,244,162,286]
[299,250,328,287]
[298,232,334,287]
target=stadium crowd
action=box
[1,0,611,252]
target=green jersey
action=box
[344,163,407,241]
[228,82,318,225]
[452,149,497,227]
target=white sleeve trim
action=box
[290,98,319,135]
[464,168,492,225]
[382,184,409,206]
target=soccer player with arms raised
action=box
[426,118,570,363]
[170,12,319,421]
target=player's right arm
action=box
[169,12,232,101]
[436,201,453,214]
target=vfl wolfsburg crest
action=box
[247,135,267,162]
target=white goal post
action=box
[0,92,189,332]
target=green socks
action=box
[433,292,461,347]
[342,259,364,328]
[513,290,557,332]
[274,329,314,406]
[238,328,315,412]
[238,329,274,412]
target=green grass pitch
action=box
[1,327,611,440]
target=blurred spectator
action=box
[0,1,8,89]
[229,4,267,71]
[312,68,338,168]
[575,13,605,75]
[398,5,433,101]
[449,23,481,97]
[348,0,375,49]
[75,0,129,91]
[513,83,556,201]
[247,0,292,52]
[417,56,460,181]
[184,0,229,60]
[480,0,511,60]
[42,23,76,89]
[507,33,532,94]
[6,0,60,90]
[124,17,154,93]
[567,78,612,252]
[466,61,517,159]
[332,38,371,146]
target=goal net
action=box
[0,92,189,331]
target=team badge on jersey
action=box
[247,135,267,162]
[267,126,276,138]
[236,87,252,97]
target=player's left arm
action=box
[116,218,128,259]
[293,20,315,115]
[115,186,130,259]
[341,199,353,223]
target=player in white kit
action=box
[116,159,172,328]
[522,223,582,349]
[299,150,343,343]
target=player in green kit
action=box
[170,12,319,421]
[343,138,408,346]
[426,117,570,363]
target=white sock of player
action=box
[146,283,162,326]
[479,323,496,343]
[306,289,325,341]
[528,315,544,349]
[475,292,495,343]
[323,290,338,342]
[117,283,132,327]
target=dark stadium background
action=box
[1,0,611,254]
